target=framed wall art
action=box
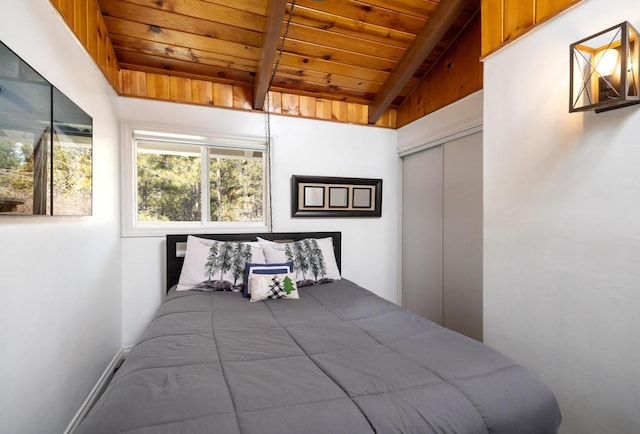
[291,175,382,217]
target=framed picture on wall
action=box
[303,186,325,207]
[291,175,382,217]
[328,187,349,208]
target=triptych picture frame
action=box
[291,175,382,218]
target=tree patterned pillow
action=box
[177,236,265,292]
[243,262,294,298]
[249,272,299,302]
[259,237,341,287]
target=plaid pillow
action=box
[249,272,299,302]
[243,262,294,298]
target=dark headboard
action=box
[166,231,342,292]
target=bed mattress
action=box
[77,279,561,433]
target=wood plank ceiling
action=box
[96,0,480,124]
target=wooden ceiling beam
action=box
[253,0,288,110]
[367,0,469,124]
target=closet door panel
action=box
[402,146,443,324]
[442,132,483,341]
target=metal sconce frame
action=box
[570,21,639,113]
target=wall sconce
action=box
[570,21,639,113]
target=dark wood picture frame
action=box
[328,187,349,208]
[291,175,382,217]
[303,185,325,208]
[352,188,372,208]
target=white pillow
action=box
[258,237,341,286]
[177,236,265,292]
[249,271,299,302]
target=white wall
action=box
[0,1,122,433]
[119,98,398,346]
[483,2,640,433]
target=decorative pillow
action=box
[249,271,299,302]
[177,236,266,292]
[243,262,294,298]
[258,237,341,287]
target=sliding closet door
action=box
[401,145,443,323]
[401,131,483,341]
[442,132,483,341]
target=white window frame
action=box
[121,121,269,237]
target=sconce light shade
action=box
[570,21,639,113]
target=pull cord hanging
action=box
[265,0,297,232]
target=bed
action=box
[77,231,561,434]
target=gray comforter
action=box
[77,279,561,433]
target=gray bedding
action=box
[77,279,561,433]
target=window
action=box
[122,124,267,236]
